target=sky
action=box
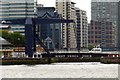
[37,0,91,22]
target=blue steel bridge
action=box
[1,18,74,60]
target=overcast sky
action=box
[38,0,91,22]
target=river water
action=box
[0,62,118,78]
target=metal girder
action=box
[33,18,74,24]
[1,18,74,25]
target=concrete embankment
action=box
[100,57,120,64]
[1,58,49,65]
[1,57,120,65]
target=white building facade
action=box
[56,0,77,50]
[75,8,88,50]
[0,0,36,35]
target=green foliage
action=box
[87,45,94,50]
[0,30,25,47]
[2,58,49,65]
[10,32,25,47]
[0,30,11,40]
[100,57,120,64]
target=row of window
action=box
[89,36,113,38]
[88,40,114,43]
[89,31,113,34]
[0,14,34,16]
[0,3,34,6]
[89,27,113,29]
[11,28,24,30]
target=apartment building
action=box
[56,0,77,50]
[88,21,116,50]
[91,0,120,50]
[75,8,88,50]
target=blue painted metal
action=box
[1,18,73,25]
[25,18,34,57]
[25,18,33,25]
[25,24,34,57]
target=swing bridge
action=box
[1,18,74,59]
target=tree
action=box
[0,30,25,47]
[87,45,94,50]
[10,32,25,47]
[0,30,11,41]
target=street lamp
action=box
[18,38,20,58]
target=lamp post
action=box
[18,38,20,58]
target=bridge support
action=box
[25,18,34,57]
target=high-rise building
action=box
[75,8,88,50]
[88,21,116,50]
[118,1,120,50]
[0,0,36,35]
[37,4,44,7]
[91,0,120,50]
[56,0,77,50]
[37,7,62,50]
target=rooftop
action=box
[0,37,11,45]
